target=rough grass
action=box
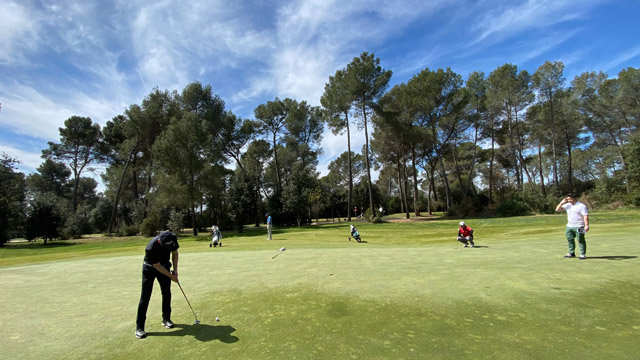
[1,210,639,359]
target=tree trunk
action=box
[420,160,434,215]
[489,127,495,204]
[190,203,198,236]
[464,125,479,198]
[402,154,410,219]
[411,147,420,217]
[108,144,138,233]
[362,106,375,215]
[438,155,451,212]
[604,125,631,194]
[550,96,559,188]
[346,114,353,221]
[537,144,547,197]
[426,175,432,215]
[518,150,534,186]
[430,160,438,203]
[254,187,260,227]
[566,131,574,193]
[507,108,521,190]
[72,169,79,213]
[396,158,405,214]
[452,135,464,191]
[272,131,282,191]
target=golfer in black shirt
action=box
[135,231,180,339]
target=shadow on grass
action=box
[586,256,637,261]
[146,323,239,343]
[3,241,78,250]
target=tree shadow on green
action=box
[147,323,239,343]
[2,241,78,250]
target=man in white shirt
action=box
[555,193,590,259]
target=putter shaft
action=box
[177,282,199,324]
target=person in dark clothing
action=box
[135,231,180,339]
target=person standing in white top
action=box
[555,193,590,259]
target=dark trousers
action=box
[136,263,172,330]
[457,236,474,245]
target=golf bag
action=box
[210,226,222,247]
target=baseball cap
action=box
[158,231,178,250]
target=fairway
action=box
[2,212,640,359]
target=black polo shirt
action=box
[143,234,179,267]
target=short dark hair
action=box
[565,193,578,198]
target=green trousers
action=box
[566,227,586,255]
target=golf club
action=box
[272,247,286,259]
[177,281,200,325]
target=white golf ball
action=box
[216,317,220,321]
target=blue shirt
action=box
[267,216,272,225]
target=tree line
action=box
[1,52,638,245]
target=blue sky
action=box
[1,0,638,191]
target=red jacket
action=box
[458,225,473,237]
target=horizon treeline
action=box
[1,53,639,244]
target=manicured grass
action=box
[2,211,640,359]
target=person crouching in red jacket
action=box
[458,222,475,247]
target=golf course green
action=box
[2,211,639,359]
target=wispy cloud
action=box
[517,28,582,64]
[470,0,609,46]
[598,44,640,73]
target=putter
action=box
[272,247,286,259]
[177,282,200,324]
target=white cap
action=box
[350,225,354,229]
[459,221,465,226]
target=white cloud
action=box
[126,0,275,91]
[0,80,127,141]
[238,0,452,107]
[0,1,42,65]
[0,144,42,172]
[0,82,73,140]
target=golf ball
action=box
[216,317,220,321]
